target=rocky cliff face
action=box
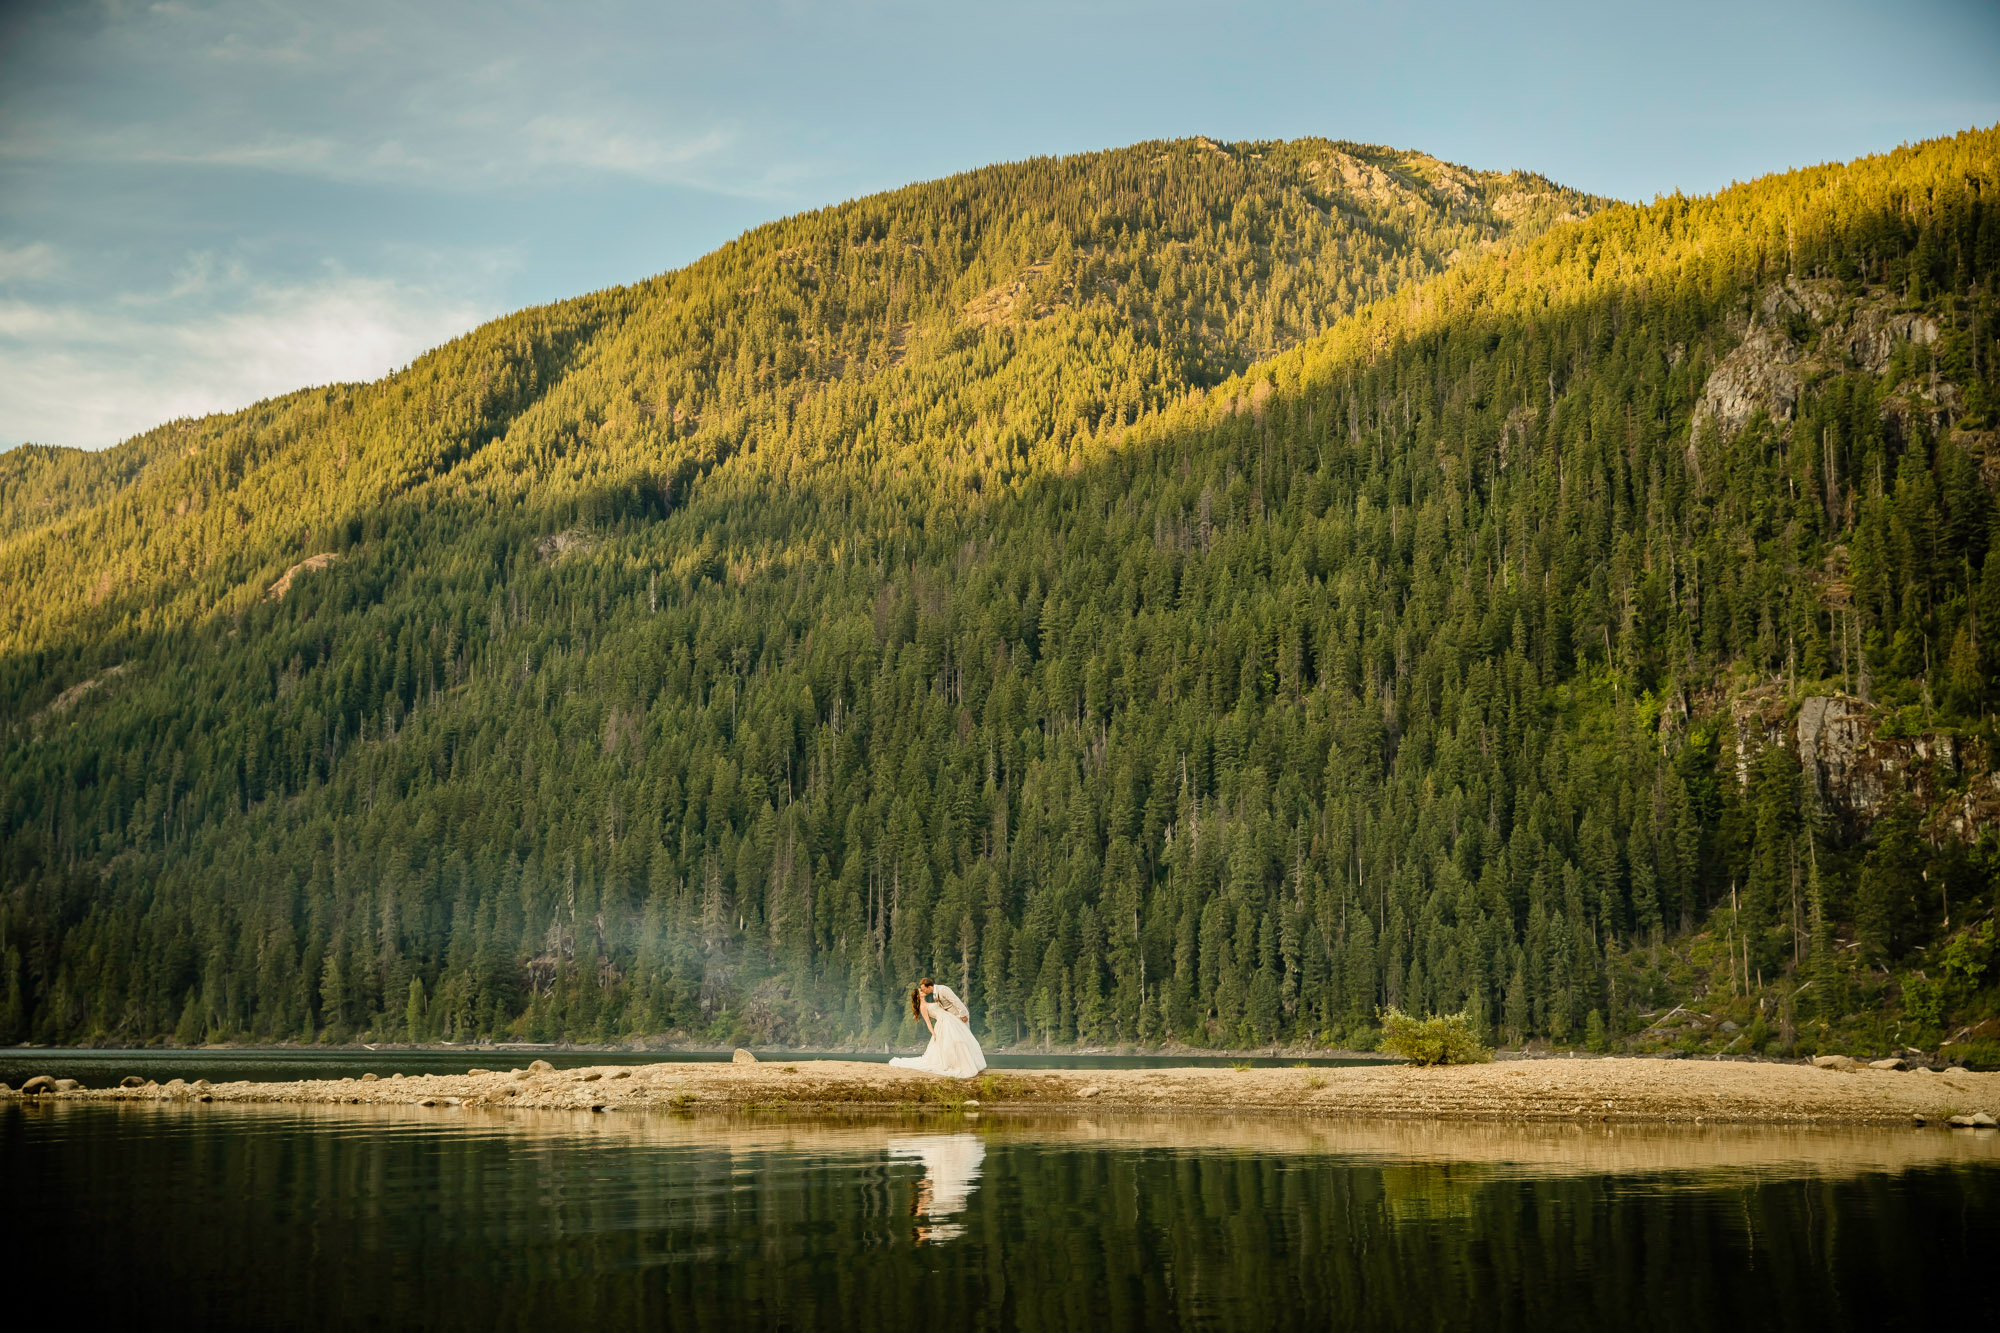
[1691,277,1943,440]
[1690,274,1989,844]
[1725,688,1998,840]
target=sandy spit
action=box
[9,1057,1999,1126]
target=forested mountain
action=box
[2,132,1996,1062]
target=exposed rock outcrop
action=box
[1794,694,1893,816]
[1728,688,1996,839]
[535,530,596,562]
[265,552,339,600]
[1694,324,1804,438]
[1692,276,1947,442]
[31,663,130,732]
[1842,304,1939,375]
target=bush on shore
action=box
[1379,1010,1492,1066]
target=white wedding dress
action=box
[889,984,987,1079]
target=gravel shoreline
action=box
[8,1056,1999,1126]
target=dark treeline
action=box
[1,131,1996,1054]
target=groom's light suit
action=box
[929,984,970,1022]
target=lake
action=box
[5,1099,1994,1330]
[0,1046,1393,1089]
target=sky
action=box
[2,0,1997,451]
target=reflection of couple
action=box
[891,1134,984,1244]
[889,977,987,1079]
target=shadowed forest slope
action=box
[2,132,1997,1061]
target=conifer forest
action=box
[4,131,1998,1060]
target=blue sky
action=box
[2,0,1996,451]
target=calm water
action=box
[0,1047,1391,1089]
[5,1102,1994,1330]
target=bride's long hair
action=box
[909,977,933,1021]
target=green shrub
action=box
[1584,1009,1608,1052]
[1746,1013,1771,1053]
[1342,1024,1381,1053]
[1378,1009,1493,1066]
[1941,1038,2000,1070]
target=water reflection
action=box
[890,1134,985,1243]
[31,1099,1986,1182]
[6,1102,1997,1330]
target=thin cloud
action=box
[0,272,494,450]
[159,135,344,171]
[3,115,758,193]
[521,117,737,184]
[0,242,63,283]
[0,1,782,195]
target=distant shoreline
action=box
[0,1039,1923,1070]
[1,1038,1400,1061]
[9,1057,1997,1127]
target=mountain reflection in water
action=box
[5,1103,1996,1330]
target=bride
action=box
[889,978,987,1079]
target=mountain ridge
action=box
[2,136,1603,658]
[2,130,1996,1064]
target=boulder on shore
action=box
[1812,1055,1857,1071]
[732,1048,757,1064]
[120,1075,146,1088]
[360,1072,379,1082]
[53,1078,81,1092]
[528,1060,554,1073]
[21,1075,58,1095]
[1870,1058,1908,1071]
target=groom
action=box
[921,978,970,1023]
